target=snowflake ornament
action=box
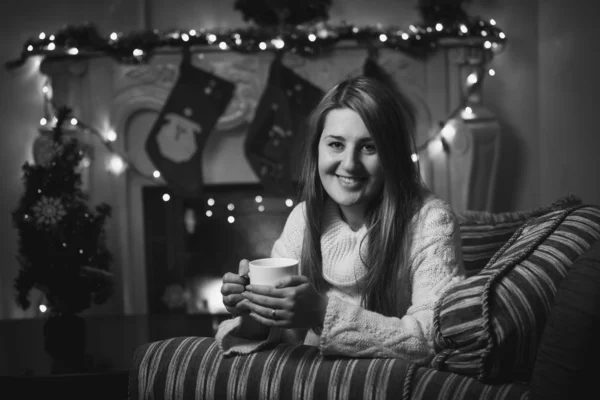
[32,196,67,227]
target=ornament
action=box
[32,196,67,228]
[33,135,62,167]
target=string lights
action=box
[27,15,503,219]
[6,18,506,68]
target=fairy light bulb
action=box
[228,216,235,224]
[47,43,56,51]
[207,198,215,206]
[435,23,443,32]
[162,193,170,202]
[70,118,78,126]
[227,203,235,211]
[490,19,496,26]
[489,69,496,76]
[181,33,189,42]
[219,42,228,50]
[133,48,144,57]
[106,130,117,142]
[255,195,263,203]
[40,117,47,125]
[259,42,267,50]
[379,34,388,42]
[401,33,409,40]
[207,34,217,43]
[428,138,444,154]
[271,38,285,49]
[411,153,418,163]
[308,34,316,42]
[153,170,161,178]
[460,24,468,34]
[467,72,478,86]
[107,155,125,175]
[440,123,457,141]
[39,32,46,40]
[67,48,79,55]
[206,210,213,217]
[110,32,118,41]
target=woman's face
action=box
[318,108,384,227]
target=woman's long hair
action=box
[297,76,426,318]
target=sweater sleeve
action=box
[318,199,465,363]
[215,202,308,356]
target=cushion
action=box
[458,194,582,277]
[529,239,600,399]
[431,200,600,384]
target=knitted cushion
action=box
[130,337,417,400]
[458,195,582,277]
[431,201,600,384]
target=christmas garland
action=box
[6,16,505,69]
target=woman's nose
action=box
[341,149,359,171]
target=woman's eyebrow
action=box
[323,134,345,141]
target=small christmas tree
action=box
[12,106,113,314]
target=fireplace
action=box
[39,46,501,316]
[143,184,296,314]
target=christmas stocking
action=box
[146,50,235,198]
[244,56,323,195]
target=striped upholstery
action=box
[128,336,530,400]
[130,336,417,400]
[409,367,529,400]
[458,195,582,277]
[432,203,600,384]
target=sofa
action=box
[128,195,600,400]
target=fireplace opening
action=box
[142,184,297,314]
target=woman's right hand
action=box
[221,259,250,316]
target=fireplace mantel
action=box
[39,47,500,315]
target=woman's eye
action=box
[362,144,376,153]
[329,142,343,150]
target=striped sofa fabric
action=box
[432,202,600,384]
[129,336,529,400]
[458,194,583,277]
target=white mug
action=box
[248,258,299,287]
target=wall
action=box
[1,0,598,319]
[538,0,600,206]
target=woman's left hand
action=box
[241,275,328,329]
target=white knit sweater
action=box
[216,195,465,363]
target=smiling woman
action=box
[216,76,466,363]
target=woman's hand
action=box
[241,275,328,329]
[221,259,251,316]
